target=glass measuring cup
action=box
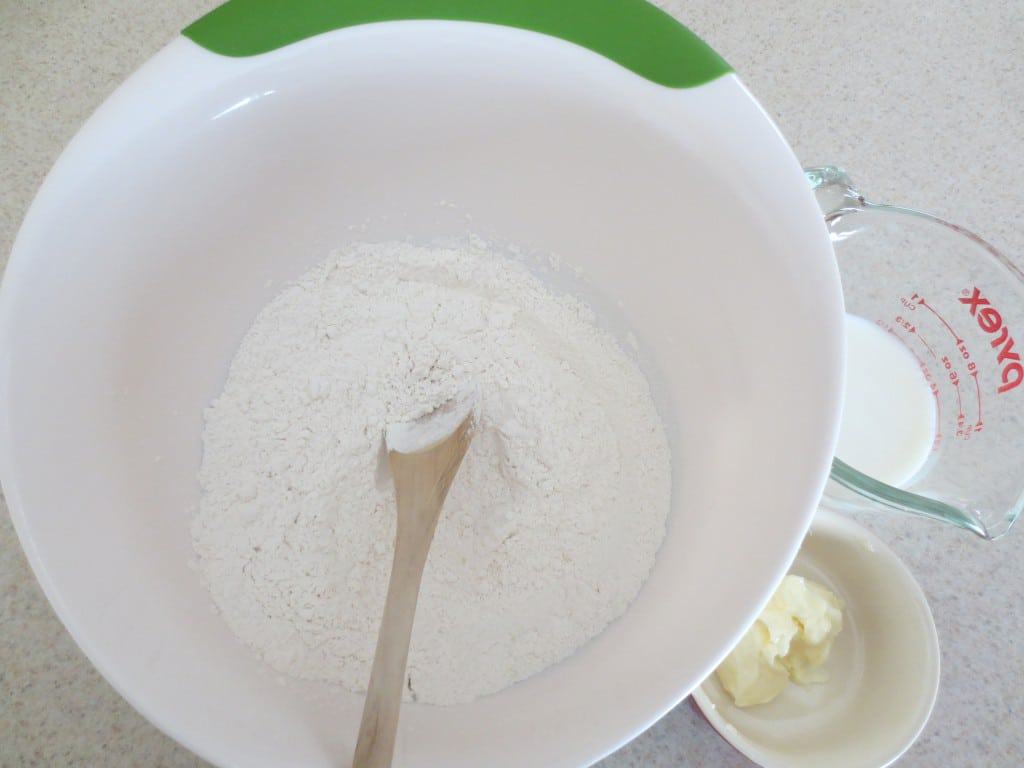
[808,167,1024,540]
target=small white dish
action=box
[693,510,940,768]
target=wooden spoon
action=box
[353,392,477,768]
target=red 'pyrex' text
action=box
[960,287,1022,394]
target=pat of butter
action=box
[715,575,844,707]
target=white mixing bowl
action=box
[0,3,844,766]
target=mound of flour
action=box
[193,240,671,704]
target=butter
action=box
[715,575,843,707]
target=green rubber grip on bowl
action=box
[183,0,731,88]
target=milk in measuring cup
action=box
[836,315,937,487]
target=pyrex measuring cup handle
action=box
[805,166,865,216]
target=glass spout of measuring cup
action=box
[808,166,1024,540]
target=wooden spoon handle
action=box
[353,417,474,768]
[352,530,431,768]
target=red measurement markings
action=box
[954,337,984,432]
[970,368,983,429]
[892,315,917,333]
[902,294,982,440]
[941,353,981,442]
[915,294,963,344]
[892,313,949,444]
[896,314,939,359]
[917,333,939,359]
[907,344,943,447]
[942,355,964,417]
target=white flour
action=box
[192,240,671,705]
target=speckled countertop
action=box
[2,1,1022,766]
